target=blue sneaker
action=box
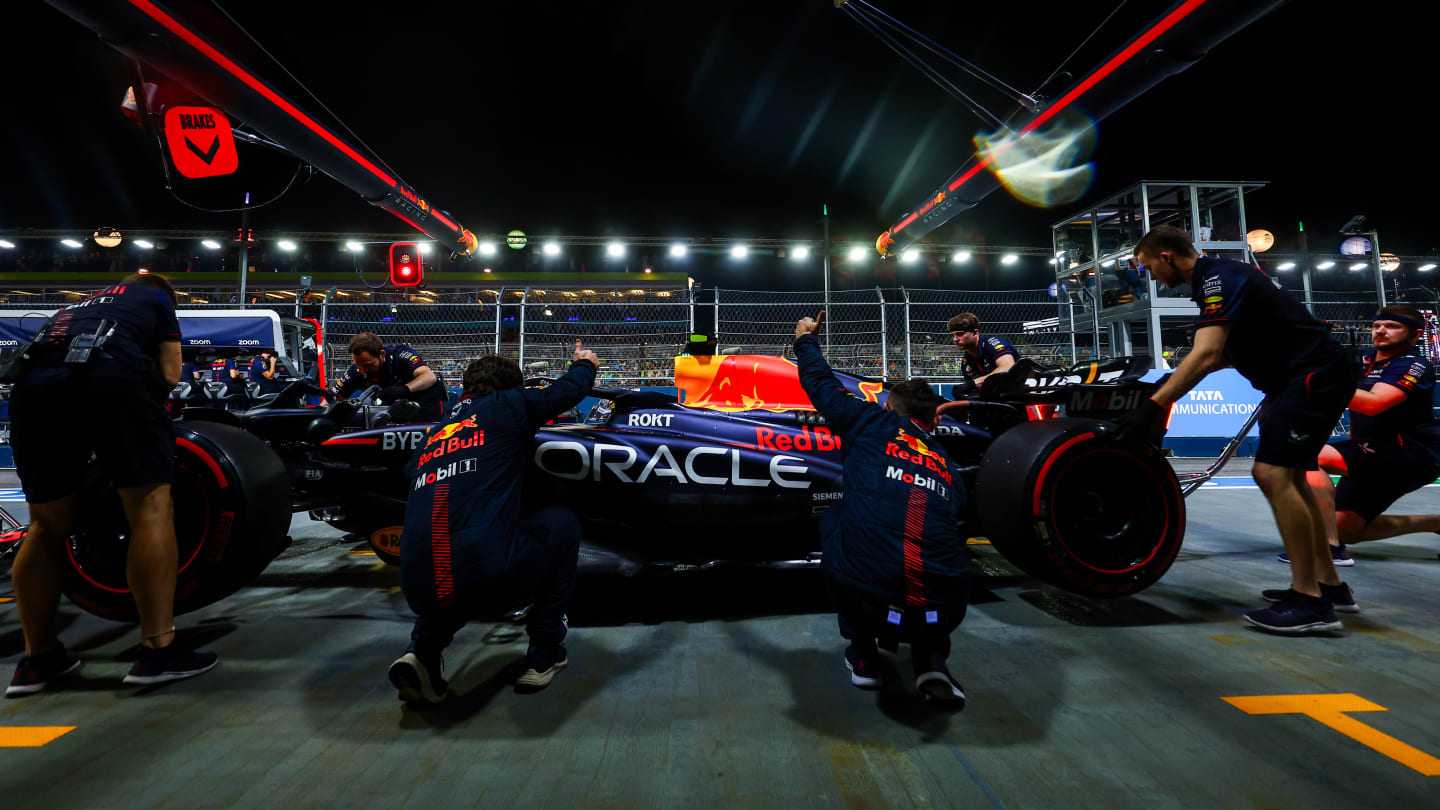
[1277,544,1354,566]
[844,645,882,689]
[1244,596,1343,635]
[6,647,83,697]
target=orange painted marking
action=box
[345,550,377,557]
[965,537,991,545]
[0,597,14,603]
[0,727,75,747]
[1223,694,1440,776]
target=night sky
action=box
[2,1,1431,279]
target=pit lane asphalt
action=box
[3,475,1440,808]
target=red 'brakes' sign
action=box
[163,106,238,179]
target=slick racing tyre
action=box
[60,421,292,621]
[975,418,1184,598]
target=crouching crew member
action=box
[7,273,218,696]
[1291,306,1440,577]
[947,312,1020,391]
[1122,225,1357,635]
[388,340,597,705]
[336,332,446,421]
[794,312,970,704]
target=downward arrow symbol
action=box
[185,135,221,165]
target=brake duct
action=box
[45,0,478,255]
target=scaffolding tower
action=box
[1053,180,1266,366]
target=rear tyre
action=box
[975,418,1184,597]
[61,421,292,621]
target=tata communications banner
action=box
[1141,368,1260,438]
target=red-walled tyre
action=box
[60,421,292,621]
[975,418,1184,598]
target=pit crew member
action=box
[1282,306,1440,581]
[336,332,445,421]
[248,347,287,395]
[947,312,1020,390]
[795,311,970,704]
[7,272,218,696]
[388,340,597,705]
[206,354,246,399]
[1123,225,1356,635]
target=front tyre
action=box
[975,418,1184,598]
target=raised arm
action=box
[793,311,878,435]
[522,340,598,426]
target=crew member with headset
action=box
[388,340,597,704]
[947,312,1021,391]
[1273,304,1440,581]
[794,311,970,705]
[335,332,445,421]
[6,272,218,696]
[248,347,287,395]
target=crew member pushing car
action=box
[794,312,970,705]
[336,331,445,421]
[947,312,1020,390]
[1122,225,1357,635]
[387,340,597,705]
[7,273,218,696]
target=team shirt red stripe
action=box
[431,483,454,606]
[903,488,927,607]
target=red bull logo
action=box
[417,416,483,466]
[677,355,815,413]
[886,431,951,484]
[426,415,478,448]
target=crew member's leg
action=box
[1329,443,1440,544]
[824,576,882,689]
[1244,368,1349,634]
[102,386,219,684]
[12,496,77,657]
[6,378,87,696]
[1254,463,1338,596]
[910,607,967,705]
[510,505,581,688]
[117,483,178,648]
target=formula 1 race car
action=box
[4,348,1191,621]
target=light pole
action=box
[822,203,831,354]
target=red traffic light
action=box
[389,242,423,287]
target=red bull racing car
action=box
[4,347,1188,621]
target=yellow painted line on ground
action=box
[0,597,13,604]
[1223,694,1440,776]
[0,727,75,747]
[965,537,991,545]
[345,549,377,556]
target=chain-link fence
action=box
[713,288,1072,381]
[713,289,892,378]
[516,290,693,386]
[12,281,1433,385]
[317,289,500,388]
